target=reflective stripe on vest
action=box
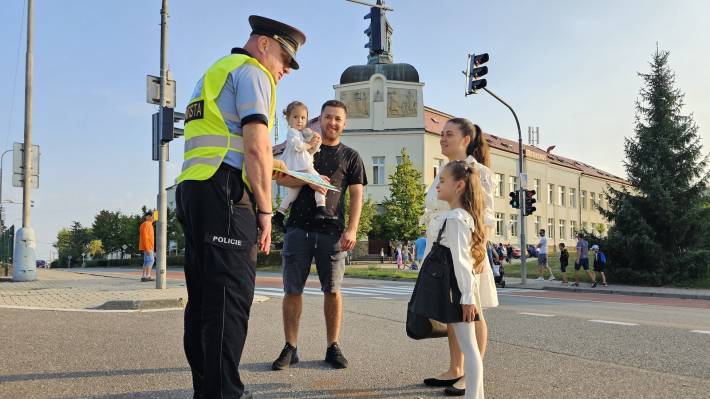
[176,54,276,185]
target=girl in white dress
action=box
[422,160,488,399]
[273,101,333,231]
[421,118,498,396]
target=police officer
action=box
[175,15,305,399]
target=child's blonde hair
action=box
[283,101,308,119]
[443,160,487,273]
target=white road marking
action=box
[371,297,391,300]
[518,312,555,317]
[690,330,710,335]
[589,319,639,326]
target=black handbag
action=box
[406,220,463,340]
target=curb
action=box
[93,295,271,310]
[95,298,186,310]
[508,283,710,300]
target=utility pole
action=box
[156,0,168,289]
[13,0,37,282]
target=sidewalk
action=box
[505,277,710,300]
[0,269,268,311]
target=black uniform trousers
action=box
[176,163,257,399]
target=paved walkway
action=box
[0,269,267,310]
[505,276,710,300]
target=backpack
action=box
[598,251,606,265]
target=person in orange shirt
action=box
[139,211,155,282]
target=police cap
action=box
[249,15,306,70]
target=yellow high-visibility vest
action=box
[176,53,276,187]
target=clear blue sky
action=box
[0,0,708,260]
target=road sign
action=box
[146,75,176,107]
[12,143,39,189]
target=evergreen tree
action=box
[375,148,426,243]
[601,48,709,285]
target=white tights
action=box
[452,321,484,399]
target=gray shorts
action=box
[538,254,548,266]
[282,227,346,295]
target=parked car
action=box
[36,260,47,268]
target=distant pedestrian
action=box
[536,229,555,281]
[573,233,595,286]
[415,232,427,269]
[505,244,513,263]
[591,244,608,287]
[379,248,385,263]
[396,245,404,269]
[138,211,155,282]
[559,243,569,284]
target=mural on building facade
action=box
[387,88,417,118]
[340,89,370,119]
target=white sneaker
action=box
[548,276,556,281]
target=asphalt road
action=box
[1,274,709,399]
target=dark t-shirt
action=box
[286,143,367,234]
[560,248,569,266]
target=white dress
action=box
[280,127,318,172]
[421,155,499,309]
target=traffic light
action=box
[363,6,384,53]
[152,108,186,161]
[524,189,537,216]
[509,191,519,209]
[466,53,489,94]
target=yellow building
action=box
[332,65,627,251]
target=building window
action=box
[598,193,605,209]
[494,174,504,197]
[396,156,403,166]
[548,184,554,205]
[495,212,505,236]
[591,192,597,208]
[547,218,555,239]
[559,220,566,241]
[558,186,566,207]
[510,214,518,237]
[582,221,588,231]
[509,176,518,194]
[570,220,577,239]
[569,188,577,208]
[372,156,385,185]
[534,216,541,234]
[581,190,587,209]
[534,179,541,201]
[433,158,443,178]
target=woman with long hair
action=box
[421,118,498,396]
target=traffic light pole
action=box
[156,0,168,289]
[482,87,528,284]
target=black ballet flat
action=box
[423,377,461,387]
[444,385,465,396]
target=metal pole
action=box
[12,0,37,281]
[156,0,168,289]
[482,87,527,284]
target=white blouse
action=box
[420,155,495,230]
[280,127,318,172]
[423,209,479,306]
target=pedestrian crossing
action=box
[254,284,415,300]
